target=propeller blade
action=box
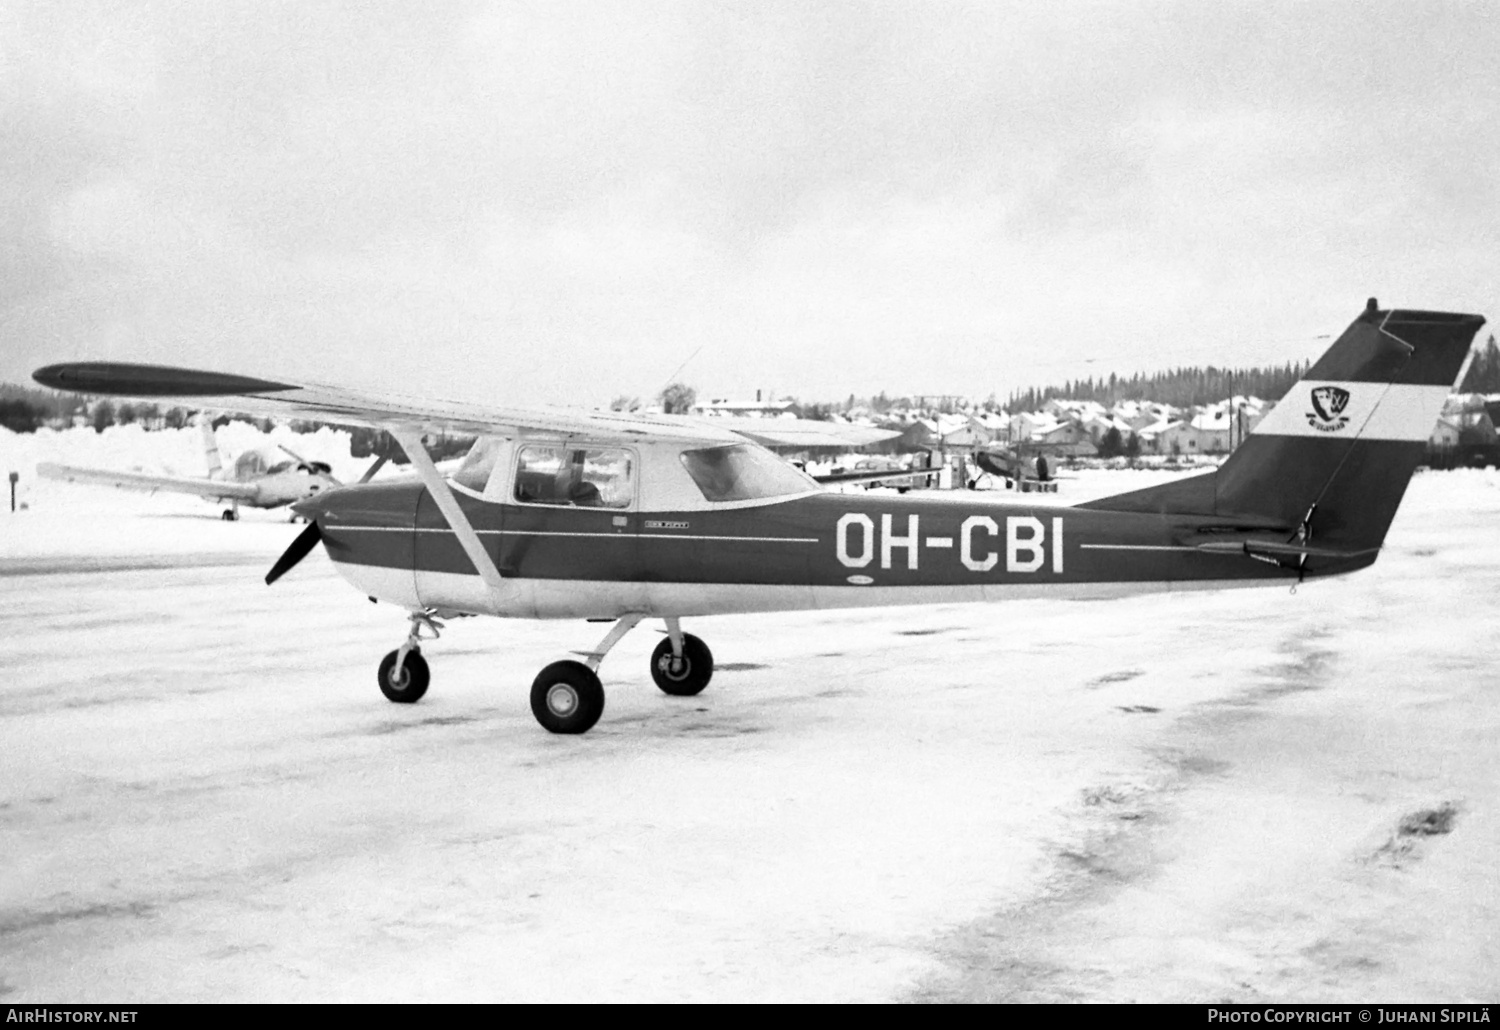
[265,521,323,585]
[278,442,311,465]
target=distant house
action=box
[1136,418,1181,454]
[1007,411,1058,444]
[935,414,992,448]
[1079,413,1135,446]
[1188,410,1233,453]
[1430,416,1462,450]
[1155,410,1232,455]
[1032,420,1095,457]
[889,419,940,452]
[974,411,1010,437]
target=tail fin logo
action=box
[1307,386,1351,432]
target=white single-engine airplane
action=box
[32,300,1484,734]
[39,417,340,520]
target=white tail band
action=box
[1252,382,1450,442]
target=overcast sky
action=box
[2,1,1496,408]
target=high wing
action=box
[32,363,746,445]
[37,462,260,501]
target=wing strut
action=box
[389,427,508,599]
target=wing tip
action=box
[32,362,297,398]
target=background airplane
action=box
[973,443,1057,487]
[38,416,340,520]
[31,301,1486,736]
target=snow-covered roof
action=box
[1137,418,1180,438]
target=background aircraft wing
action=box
[703,417,902,450]
[812,467,934,485]
[33,363,746,445]
[38,462,261,501]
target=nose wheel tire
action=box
[650,634,714,696]
[377,648,430,703]
[530,661,605,734]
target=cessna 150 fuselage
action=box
[33,301,1485,734]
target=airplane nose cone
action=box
[293,479,418,525]
[291,494,329,520]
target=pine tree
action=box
[1461,335,1500,393]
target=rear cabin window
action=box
[679,444,817,503]
[513,445,633,508]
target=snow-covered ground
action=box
[1,427,1496,1001]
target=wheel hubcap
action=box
[546,683,578,716]
[389,666,410,689]
[661,655,689,681]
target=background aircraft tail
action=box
[1081,300,1486,567]
[199,414,223,479]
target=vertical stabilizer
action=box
[1082,301,1485,558]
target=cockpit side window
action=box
[234,450,272,477]
[679,444,817,503]
[513,445,633,508]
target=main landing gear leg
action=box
[377,610,440,704]
[530,614,645,734]
[650,617,714,697]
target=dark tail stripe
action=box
[1304,308,1483,386]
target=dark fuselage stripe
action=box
[335,525,819,544]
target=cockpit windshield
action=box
[678,444,817,503]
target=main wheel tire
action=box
[650,634,714,696]
[377,648,430,703]
[530,660,605,734]
[221,509,237,521]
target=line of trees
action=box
[0,383,86,432]
[1004,361,1312,413]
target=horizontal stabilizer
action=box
[1195,539,1381,561]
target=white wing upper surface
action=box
[33,363,745,444]
[38,462,260,501]
[31,362,899,451]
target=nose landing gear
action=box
[377,610,443,704]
